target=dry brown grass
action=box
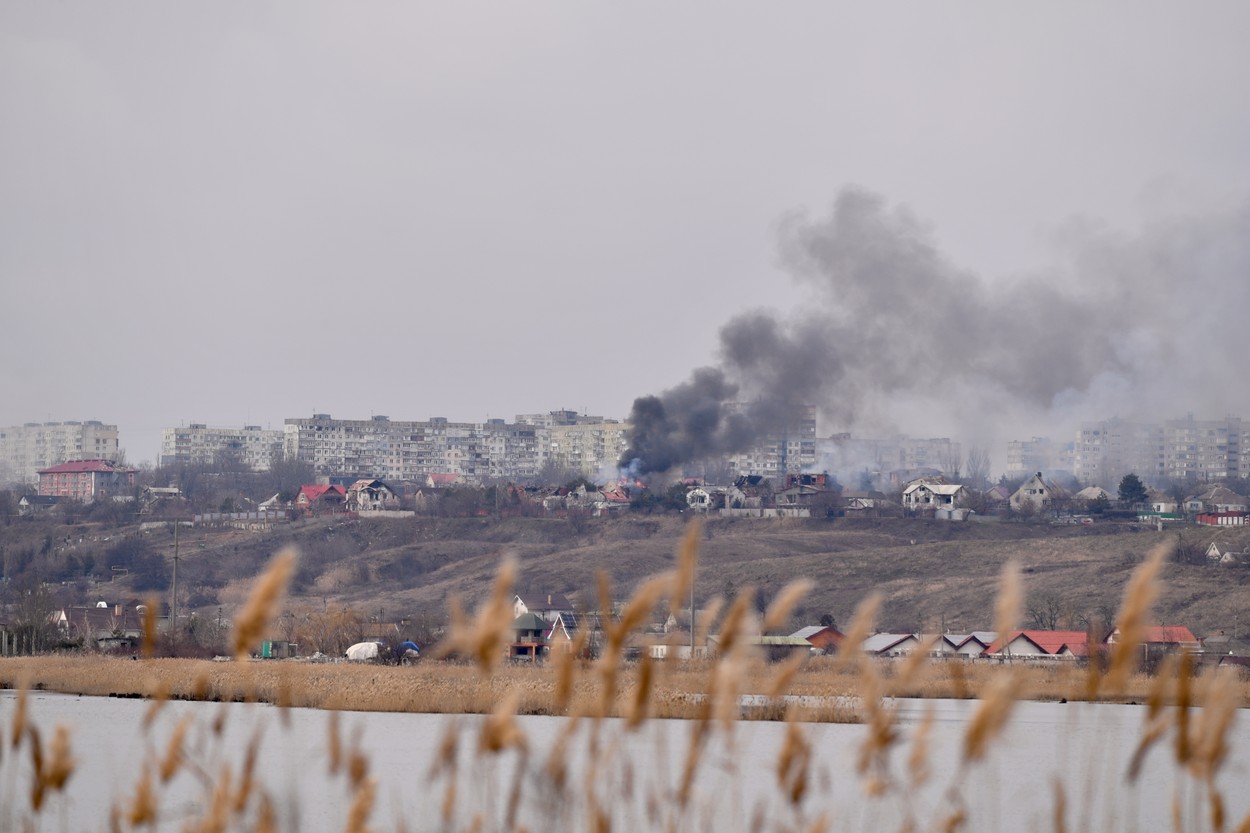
[3,533,1250,833]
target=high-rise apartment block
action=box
[518,411,630,480]
[1005,437,1057,478]
[0,421,120,485]
[281,412,624,482]
[160,424,285,471]
[1071,415,1246,487]
[726,405,818,477]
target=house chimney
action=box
[114,603,122,616]
[547,593,552,605]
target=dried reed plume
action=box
[435,555,517,674]
[766,652,810,699]
[159,716,191,783]
[908,703,935,787]
[832,592,881,674]
[627,652,654,729]
[993,560,1022,650]
[10,679,29,749]
[962,668,1020,764]
[670,518,700,614]
[344,777,377,833]
[896,633,939,691]
[141,593,158,659]
[777,713,813,806]
[233,547,297,661]
[479,691,527,754]
[1105,541,1169,693]
[1189,668,1238,783]
[127,763,157,827]
[234,731,262,815]
[762,578,814,634]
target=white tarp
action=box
[345,641,381,661]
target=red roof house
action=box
[1106,625,1200,652]
[296,484,346,513]
[986,630,1090,658]
[37,459,137,502]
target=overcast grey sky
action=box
[3,3,1249,468]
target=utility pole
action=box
[171,521,179,656]
[690,556,695,657]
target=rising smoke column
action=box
[620,186,1250,476]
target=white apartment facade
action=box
[0,421,120,485]
[1072,415,1247,487]
[160,424,285,471]
[282,412,615,482]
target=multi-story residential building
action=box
[1074,416,1247,487]
[1005,437,1056,479]
[726,404,818,478]
[1072,418,1164,487]
[0,421,120,485]
[546,419,630,479]
[160,424,284,471]
[283,412,612,482]
[812,433,963,488]
[1161,415,1242,482]
[37,459,136,502]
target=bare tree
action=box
[1027,593,1064,630]
[936,446,962,480]
[965,446,992,489]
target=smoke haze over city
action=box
[622,189,1250,474]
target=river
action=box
[1,690,1246,832]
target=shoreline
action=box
[3,653,1239,721]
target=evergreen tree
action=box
[1118,473,1148,506]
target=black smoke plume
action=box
[620,186,1250,476]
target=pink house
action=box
[37,459,136,502]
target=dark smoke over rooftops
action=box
[620,186,1250,476]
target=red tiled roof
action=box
[987,630,1089,656]
[38,459,134,475]
[298,485,345,502]
[1143,626,1199,645]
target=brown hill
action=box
[182,514,1250,639]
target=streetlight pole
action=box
[170,521,180,656]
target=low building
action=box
[902,478,968,512]
[790,625,844,653]
[17,495,59,516]
[295,484,346,513]
[861,633,920,657]
[1009,473,1067,514]
[513,593,575,623]
[1105,625,1200,654]
[345,479,399,512]
[985,630,1089,659]
[37,459,136,502]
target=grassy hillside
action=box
[6,512,1249,639]
[174,515,1250,638]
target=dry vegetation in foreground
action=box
[2,527,1249,832]
[3,653,1247,720]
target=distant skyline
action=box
[4,4,1249,468]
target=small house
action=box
[296,485,346,514]
[1009,473,1067,513]
[985,630,1089,659]
[860,633,921,657]
[345,479,399,512]
[790,625,844,654]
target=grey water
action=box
[1,690,1246,833]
